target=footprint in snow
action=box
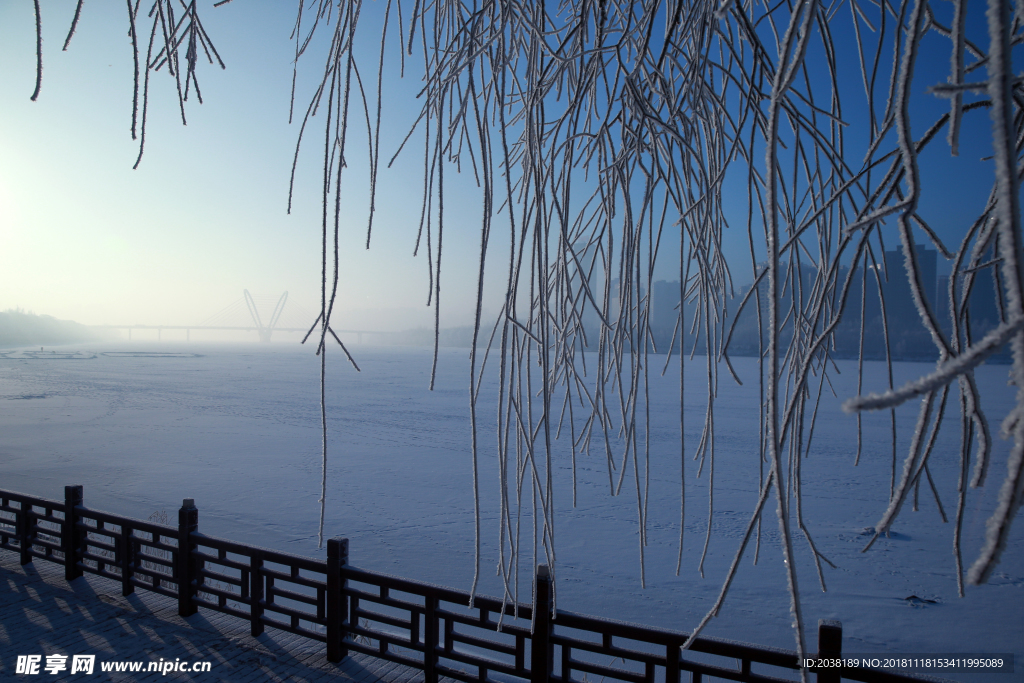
[902,595,938,607]
[858,527,910,540]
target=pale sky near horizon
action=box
[0,1,501,333]
[0,0,1012,335]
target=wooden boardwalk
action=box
[0,551,442,682]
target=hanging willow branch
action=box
[38,0,1024,658]
[284,0,1022,656]
[30,1,225,165]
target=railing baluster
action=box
[411,606,421,648]
[43,507,53,559]
[120,523,134,596]
[17,500,31,565]
[0,496,8,549]
[153,532,163,591]
[97,520,107,574]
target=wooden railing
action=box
[0,486,949,683]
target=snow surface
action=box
[0,342,1020,681]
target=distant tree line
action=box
[0,309,113,348]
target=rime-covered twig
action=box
[36,0,1019,650]
[31,0,42,102]
[968,0,1024,585]
[844,315,1024,413]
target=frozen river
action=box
[0,342,1020,679]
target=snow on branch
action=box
[843,316,1024,413]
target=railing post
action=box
[816,619,842,683]
[177,498,198,617]
[326,537,349,662]
[424,595,438,683]
[251,548,264,637]
[666,643,680,683]
[63,485,83,580]
[531,564,553,683]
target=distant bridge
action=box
[97,291,393,344]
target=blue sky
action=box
[0,0,1013,331]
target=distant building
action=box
[881,245,937,322]
[579,245,1011,362]
[650,280,680,333]
[939,264,1004,343]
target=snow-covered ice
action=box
[0,342,1020,680]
